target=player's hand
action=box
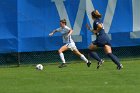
[86,24,90,30]
[49,33,53,36]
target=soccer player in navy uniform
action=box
[49,19,91,68]
[86,10,123,70]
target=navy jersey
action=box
[92,19,111,47]
[93,19,105,36]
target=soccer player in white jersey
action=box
[49,19,91,68]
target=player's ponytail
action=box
[91,10,102,19]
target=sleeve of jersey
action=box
[65,26,71,31]
[96,22,99,25]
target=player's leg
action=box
[88,43,102,62]
[88,43,104,69]
[72,49,91,67]
[58,45,68,68]
[104,45,123,70]
[67,42,91,67]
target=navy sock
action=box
[107,53,120,66]
[89,51,102,62]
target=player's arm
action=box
[67,29,73,37]
[86,24,94,32]
[49,30,57,36]
[49,28,60,36]
[93,23,103,34]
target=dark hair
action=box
[60,19,67,25]
[91,10,102,19]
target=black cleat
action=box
[58,63,67,68]
[97,59,104,69]
[87,61,91,67]
[117,64,123,70]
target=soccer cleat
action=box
[58,63,67,68]
[97,59,104,69]
[87,61,91,67]
[117,64,123,70]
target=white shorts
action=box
[65,42,77,51]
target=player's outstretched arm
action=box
[49,30,57,36]
[86,24,93,32]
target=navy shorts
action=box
[92,34,111,47]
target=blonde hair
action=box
[91,10,102,18]
[60,19,67,25]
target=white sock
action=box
[59,53,66,63]
[80,54,88,63]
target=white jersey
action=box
[56,26,74,43]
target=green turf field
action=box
[0,60,139,93]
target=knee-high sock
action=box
[80,54,88,63]
[107,53,120,66]
[89,51,102,62]
[59,53,66,63]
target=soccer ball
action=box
[36,64,43,70]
